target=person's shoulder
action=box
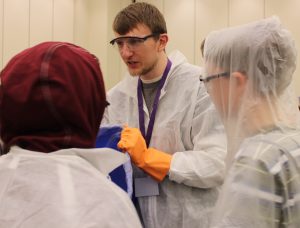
[178,60,202,72]
[87,169,141,227]
[107,74,137,97]
[168,50,202,76]
[237,131,300,173]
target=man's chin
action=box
[128,70,140,77]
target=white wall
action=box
[2,0,30,68]
[0,0,74,70]
[30,0,53,46]
[0,0,126,90]
[0,0,299,98]
[131,0,300,97]
[75,0,109,86]
[73,0,131,90]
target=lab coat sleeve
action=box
[168,85,227,188]
[101,88,115,125]
[101,80,136,127]
[101,106,110,125]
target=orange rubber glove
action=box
[117,127,172,182]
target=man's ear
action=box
[231,71,247,96]
[158,34,168,51]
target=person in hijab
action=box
[201,16,300,227]
[0,41,142,228]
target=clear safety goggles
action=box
[199,72,230,93]
[109,33,159,51]
[199,72,229,83]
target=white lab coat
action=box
[103,50,227,228]
[0,146,142,228]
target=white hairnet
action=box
[204,16,300,227]
[204,16,299,162]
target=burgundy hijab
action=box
[0,42,107,153]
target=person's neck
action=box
[140,54,168,81]
[244,99,279,136]
[224,100,278,163]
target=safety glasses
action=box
[109,34,159,51]
[199,72,229,83]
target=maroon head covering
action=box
[0,42,107,153]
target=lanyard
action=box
[137,59,172,147]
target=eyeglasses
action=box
[109,34,159,51]
[199,72,229,83]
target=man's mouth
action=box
[127,61,139,68]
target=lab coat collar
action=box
[115,50,189,99]
[7,146,129,176]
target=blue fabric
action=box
[95,126,132,197]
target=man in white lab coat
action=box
[103,2,227,227]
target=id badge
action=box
[134,176,159,197]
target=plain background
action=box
[0,0,299,100]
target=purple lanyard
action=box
[137,59,172,147]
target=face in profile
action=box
[202,65,231,120]
[203,65,246,123]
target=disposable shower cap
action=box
[204,16,299,160]
[204,17,300,228]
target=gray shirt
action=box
[141,79,161,114]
